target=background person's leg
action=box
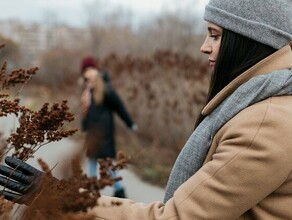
[109,169,126,198]
[88,158,98,177]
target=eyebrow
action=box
[208,27,221,33]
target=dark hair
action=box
[195,29,276,128]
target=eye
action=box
[210,33,219,40]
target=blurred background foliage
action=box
[0,0,211,187]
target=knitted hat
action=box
[204,0,292,49]
[80,56,98,74]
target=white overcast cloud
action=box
[0,0,209,27]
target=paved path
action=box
[0,116,165,204]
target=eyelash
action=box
[210,34,219,40]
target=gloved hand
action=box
[0,156,44,204]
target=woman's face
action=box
[200,22,223,68]
[83,68,98,89]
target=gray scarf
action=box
[164,69,292,203]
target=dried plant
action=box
[0,58,78,161]
[19,152,127,219]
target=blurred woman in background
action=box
[80,56,138,198]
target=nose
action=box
[200,38,212,54]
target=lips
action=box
[208,59,215,66]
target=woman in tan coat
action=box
[0,0,291,219]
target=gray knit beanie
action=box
[204,0,292,49]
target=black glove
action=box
[0,156,44,204]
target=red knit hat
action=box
[80,56,98,74]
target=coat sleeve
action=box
[86,99,292,219]
[81,117,88,132]
[105,86,134,128]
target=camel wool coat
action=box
[87,44,292,220]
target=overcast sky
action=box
[0,0,209,27]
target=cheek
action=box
[213,41,221,59]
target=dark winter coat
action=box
[82,80,134,159]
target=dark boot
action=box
[113,188,127,198]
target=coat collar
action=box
[202,44,292,116]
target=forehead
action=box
[84,68,98,78]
